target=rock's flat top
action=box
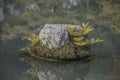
[39,24,79,49]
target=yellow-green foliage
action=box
[67,22,94,36]
[66,25,80,36]
[80,23,94,34]
[73,37,84,41]
[74,38,103,46]
[73,37,88,46]
[20,34,39,51]
[90,38,103,44]
[24,34,39,46]
[67,23,103,47]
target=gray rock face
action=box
[39,24,79,49]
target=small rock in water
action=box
[39,24,79,49]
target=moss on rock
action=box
[29,40,90,60]
[20,23,103,60]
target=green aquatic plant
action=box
[80,23,94,35]
[66,23,103,58]
[20,34,39,51]
[67,23,103,47]
[24,34,39,46]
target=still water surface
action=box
[0,27,120,80]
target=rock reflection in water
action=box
[37,61,90,80]
[21,56,90,80]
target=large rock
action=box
[39,24,79,49]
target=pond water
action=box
[0,27,120,80]
[1,0,120,80]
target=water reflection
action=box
[19,49,120,80]
[38,62,89,80]
[20,56,90,80]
